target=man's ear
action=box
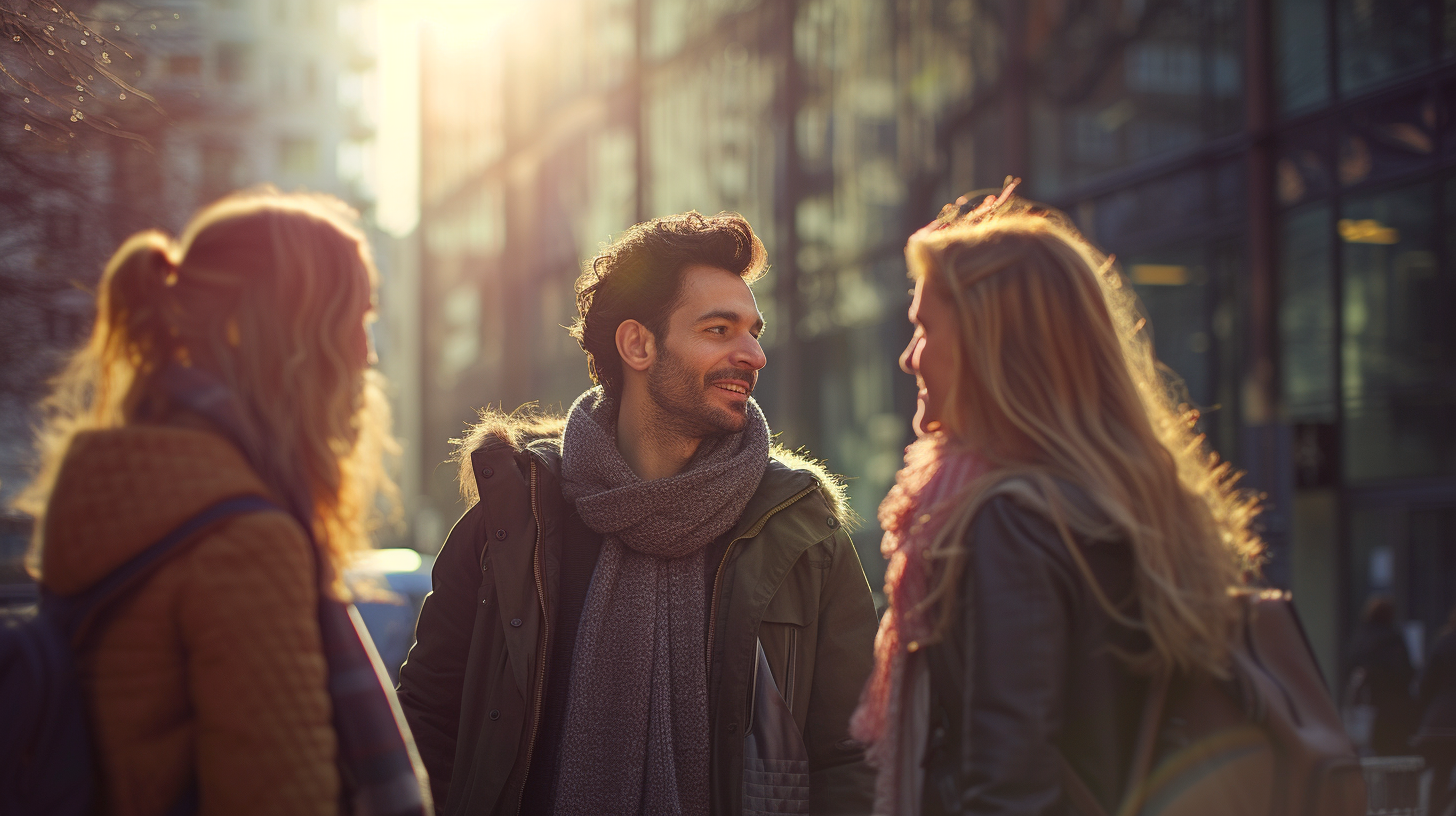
[615,319,656,373]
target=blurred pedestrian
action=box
[396,211,878,815]
[15,190,429,816]
[851,187,1265,815]
[1415,604,1456,816]
[1345,596,1419,757]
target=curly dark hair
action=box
[570,211,767,397]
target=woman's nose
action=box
[900,333,921,376]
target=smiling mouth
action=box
[714,382,750,396]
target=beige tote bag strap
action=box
[1058,666,1171,816]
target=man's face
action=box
[646,264,767,438]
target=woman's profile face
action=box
[900,274,959,437]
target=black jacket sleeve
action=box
[958,496,1080,816]
[805,529,880,814]
[396,502,488,807]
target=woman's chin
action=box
[911,405,935,438]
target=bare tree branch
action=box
[0,0,161,144]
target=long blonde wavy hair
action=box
[17,189,397,595]
[913,196,1263,677]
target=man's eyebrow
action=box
[695,309,764,329]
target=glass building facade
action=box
[417,0,1456,679]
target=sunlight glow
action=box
[372,0,513,237]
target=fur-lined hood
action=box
[451,406,855,528]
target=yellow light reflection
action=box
[1338,219,1400,245]
[1131,264,1190,286]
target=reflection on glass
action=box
[1275,0,1330,114]
[1027,0,1236,191]
[1342,183,1456,482]
[1129,247,1213,408]
[1449,0,1456,56]
[1209,239,1243,461]
[1348,507,1396,617]
[1349,505,1456,651]
[1337,0,1431,94]
[1409,507,1456,641]
[1279,204,1336,422]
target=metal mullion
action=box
[1325,0,1339,102]
[1333,166,1353,679]
[1433,0,1445,68]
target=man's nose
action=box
[735,333,767,371]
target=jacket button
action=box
[489,709,500,720]
[510,618,522,627]
[727,721,738,733]
[826,516,839,528]
[495,529,507,540]
[479,466,494,479]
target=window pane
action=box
[1129,245,1214,408]
[1348,506,1399,619]
[1449,0,1456,56]
[1341,183,1456,481]
[1280,205,1336,422]
[216,42,250,84]
[1408,507,1456,644]
[1278,124,1336,208]
[1026,0,1235,193]
[1275,0,1331,114]
[1209,238,1244,460]
[1336,91,1439,189]
[1336,0,1431,95]
[279,137,319,175]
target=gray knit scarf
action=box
[553,386,770,816]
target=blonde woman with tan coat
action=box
[15,191,429,816]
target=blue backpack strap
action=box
[56,494,283,644]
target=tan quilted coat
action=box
[38,425,339,816]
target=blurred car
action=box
[344,547,435,684]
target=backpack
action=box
[0,495,275,816]
[1059,590,1367,816]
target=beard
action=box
[646,342,755,439]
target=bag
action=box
[743,639,811,816]
[0,495,275,816]
[1060,590,1367,816]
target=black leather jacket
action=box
[920,492,1151,816]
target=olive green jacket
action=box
[396,414,879,815]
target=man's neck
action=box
[615,385,701,481]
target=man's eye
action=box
[708,326,728,335]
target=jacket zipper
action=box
[515,461,549,815]
[784,627,798,712]
[704,483,819,673]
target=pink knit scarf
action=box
[851,433,988,813]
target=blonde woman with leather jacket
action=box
[851,186,1263,815]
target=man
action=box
[397,211,878,816]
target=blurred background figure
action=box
[1415,604,1456,816]
[14,190,415,816]
[1344,596,1419,757]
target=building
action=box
[0,0,385,578]
[417,0,1456,681]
